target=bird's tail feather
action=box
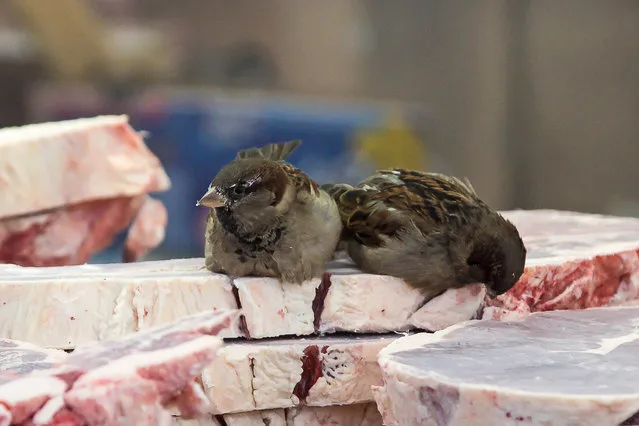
[236,140,302,161]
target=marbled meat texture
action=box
[486,209,639,319]
[0,115,170,220]
[1,332,393,422]
[123,196,168,263]
[170,403,383,425]
[374,306,639,426]
[0,258,484,349]
[280,403,382,426]
[0,310,237,426]
[0,195,167,267]
[202,334,397,414]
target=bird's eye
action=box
[233,185,246,195]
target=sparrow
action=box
[322,169,527,300]
[196,140,342,283]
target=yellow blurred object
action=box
[9,0,107,80]
[353,111,427,171]
[9,0,170,81]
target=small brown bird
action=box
[196,140,342,283]
[322,169,526,300]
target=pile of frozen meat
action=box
[0,116,170,266]
[1,208,639,424]
[1,116,639,425]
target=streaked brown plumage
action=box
[197,140,342,283]
[322,169,527,300]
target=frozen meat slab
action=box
[123,195,169,263]
[0,115,170,219]
[0,258,240,348]
[374,306,639,426]
[486,209,639,319]
[0,309,237,426]
[56,309,237,425]
[171,403,382,426]
[0,258,482,349]
[1,331,384,424]
[0,195,167,267]
[202,334,397,413]
[222,403,381,426]
[234,262,485,339]
[0,339,69,424]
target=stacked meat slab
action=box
[0,115,170,266]
[0,310,238,425]
[373,210,639,426]
[2,209,639,424]
[0,256,487,425]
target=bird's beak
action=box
[196,188,226,208]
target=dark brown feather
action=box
[325,169,486,247]
[370,169,484,225]
[236,140,301,161]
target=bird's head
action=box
[197,159,291,230]
[466,214,527,298]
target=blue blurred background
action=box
[2,0,639,262]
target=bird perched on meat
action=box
[196,140,342,283]
[322,169,526,300]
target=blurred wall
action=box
[361,0,639,213]
[3,0,639,214]
[520,0,639,214]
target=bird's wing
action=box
[375,169,483,225]
[325,169,484,247]
[236,140,302,161]
[323,181,405,247]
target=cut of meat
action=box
[171,403,383,426]
[123,196,168,263]
[0,376,68,425]
[0,195,150,267]
[0,309,237,426]
[220,403,382,426]
[0,115,170,220]
[1,313,389,421]
[0,258,482,348]
[405,284,485,331]
[317,263,485,336]
[374,306,639,426]
[0,341,69,425]
[0,256,203,277]
[0,115,171,267]
[485,209,639,319]
[0,259,240,348]
[201,334,397,414]
[58,312,235,425]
